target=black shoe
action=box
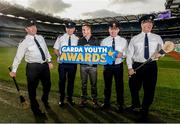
[59,101,65,107]
[92,100,100,109]
[140,108,149,117]
[101,103,110,110]
[116,104,125,112]
[38,112,47,120]
[125,105,141,112]
[79,100,87,107]
[33,110,48,120]
[68,100,75,106]
[138,110,149,123]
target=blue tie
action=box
[112,38,115,50]
[112,38,115,65]
[144,33,149,59]
[68,36,71,46]
[34,37,46,61]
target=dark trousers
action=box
[58,63,77,102]
[26,62,51,114]
[103,63,124,105]
[80,65,97,100]
[129,61,157,110]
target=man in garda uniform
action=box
[78,23,100,108]
[9,19,53,118]
[54,21,79,107]
[126,14,164,118]
[101,21,128,112]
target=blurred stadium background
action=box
[0,0,180,47]
[0,0,180,123]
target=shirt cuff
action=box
[12,67,17,73]
[47,58,51,63]
[127,65,133,69]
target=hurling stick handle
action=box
[8,67,20,92]
[134,58,153,71]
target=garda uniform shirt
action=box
[126,32,164,69]
[101,35,128,64]
[12,34,52,72]
[53,33,79,60]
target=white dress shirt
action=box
[126,32,164,69]
[101,35,128,64]
[53,33,79,54]
[12,34,52,72]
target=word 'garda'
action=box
[59,46,117,65]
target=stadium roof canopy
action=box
[0,1,70,25]
[0,0,179,26]
[74,0,180,25]
[165,0,180,17]
[73,15,142,25]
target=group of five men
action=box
[9,14,163,119]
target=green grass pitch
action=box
[0,47,179,122]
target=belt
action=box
[104,63,123,67]
[59,63,77,65]
[134,61,156,64]
[80,64,97,67]
[27,62,47,65]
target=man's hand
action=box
[116,52,123,58]
[128,68,136,76]
[154,52,162,59]
[9,72,16,77]
[48,63,53,69]
[54,49,60,57]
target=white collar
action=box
[65,33,74,38]
[141,32,151,36]
[26,34,37,39]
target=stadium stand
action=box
[0,0,179,47]
[165,0,180,17]
[0,37,20,47]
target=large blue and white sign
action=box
[59,46,123,65]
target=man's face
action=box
[66,27,75,35]
[109,27,119,37]
[141,20,153,33]
[25,25,37,35]
[82,26,91,37]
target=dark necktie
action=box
[144,33,149,59]
[112,38,115,50]
[68,36,71,46]
[112,38,115,65]
[34,37,46,61]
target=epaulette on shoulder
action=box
[57,35,62,38]
[39,34,44,38]
[19,39,24,43]
[16,39,24,47]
